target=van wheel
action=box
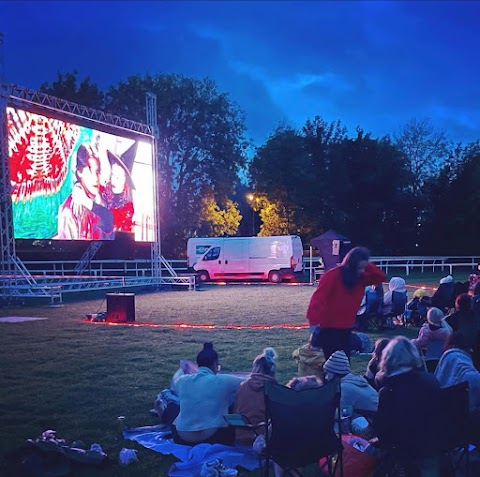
[268,271,283,283]
[197,271,210,283]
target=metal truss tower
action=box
[146,92,162,282]
[0,32,29,300]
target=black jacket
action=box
[374,369,441,459]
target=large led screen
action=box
[7,106,155,242]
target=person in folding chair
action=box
[406,288,428,327]
[262,375,342,477]
[233,347,278,446]
[434,331,480,441]
[421,275,455,314]
[373,337,442,476]
[411,307,452,373]
[323,350,378,424]
[381,277,408,328]
[356,284,384,332]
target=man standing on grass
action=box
[307,246,385,360]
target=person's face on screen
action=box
[111,162,127,194]
[78,157,100,199]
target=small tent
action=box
[311,230,353,272]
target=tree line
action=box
[39,71,480,257]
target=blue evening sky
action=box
[1,1,479,145]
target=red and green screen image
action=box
[7,106,155,242]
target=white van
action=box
[187,235,304,283]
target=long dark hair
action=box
[196,342,218,367]
[75,144,98,180]
[340,246,370,289]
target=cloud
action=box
[1,0,479,144]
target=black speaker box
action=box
[106,293,135,322]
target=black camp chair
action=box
[262,379,343,477]
[383,291,407,328]
[429,282,455,314]
[440,381,470,475]
[362,288,384,332]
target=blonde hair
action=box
[378,336,423,378]
[287,375,323,391]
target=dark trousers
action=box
[317,328,352,360]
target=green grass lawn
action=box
[0,271,468,476]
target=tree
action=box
[338,130,414,253]
[300,117,349,238]
[394,118,450,196]
[250,125,314,236]
[198,189,242,237]
[39,71,105,109]
[422,141,480,254]
[246,193,288,236]
[106,74,248,256]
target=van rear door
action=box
[291,236,304,272]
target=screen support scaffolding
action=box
[1,36,40,300]
[146,92,163,283]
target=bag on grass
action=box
[339,439,377,477]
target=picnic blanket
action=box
[123,425,259,477]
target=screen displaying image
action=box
[8,106,155,242]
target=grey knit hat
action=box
[323,350,350,375]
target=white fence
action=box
[21,255,479,280]
[303,254,480,281]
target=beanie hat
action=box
[252,347,277,376]
[427,307,445,327]
[323,350,350,375]
[196,342,218,367]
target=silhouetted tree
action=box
[106,74,248,256]
[40,71,105,109]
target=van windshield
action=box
[203,246,221,261]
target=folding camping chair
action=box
[363,289,384,332]
[262,378,343,477]
[383,291,407,328]
[424,339,445,373]
[440,381,470,475]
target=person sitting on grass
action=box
[323,350,378,419]
[173,342,245,446]
[373,336,442,475]
[291,327,325,379]
[411,307,451,353]
[364,338,390,390]
[233,347,278,446]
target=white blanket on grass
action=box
[123,425,259,477]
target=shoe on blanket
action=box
[200,458,238,477]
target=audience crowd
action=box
[156,251,480,476]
